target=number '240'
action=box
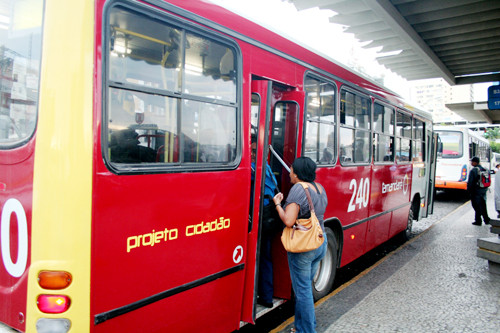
[348,178,370,212]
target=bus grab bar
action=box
[269,145,290,173]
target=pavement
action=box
[275,191,500,333]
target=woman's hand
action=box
[273,192,299,227]
[273,192,284,206]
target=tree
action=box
[482,128,500,153]
[491,142,500,153]
[484,128,500,140]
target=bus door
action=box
[426,131,438,216]
[241,79,302,323]
[269,87,302,300]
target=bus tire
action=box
[312,227,338,301]
[403,206,414,241]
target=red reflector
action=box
[37,295,71,314]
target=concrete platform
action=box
[477,217,500,275]
[275,191,500,332]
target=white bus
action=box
[435,126,491,191]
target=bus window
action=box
[108,89,175,163]
[0,0,43,148]
[396,138,411,162]
[396,111,412,163]
[373,103,395,163]
[303,75,336,165]
[437,131,463,158]
[271,100,298,190]
[412,119,425,162]
[105,5,238,168]
[479,140,490,165]
[251,94,260,137]
[185,33,236,103]
[340,89,371,164]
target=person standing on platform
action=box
[467,156,490,226]
[495,163,500,218]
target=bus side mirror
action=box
[437,142,443,153]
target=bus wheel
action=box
[403,206,414,241]
[313,227,337,301]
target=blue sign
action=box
[489,85,500,98]
[488,84,500,110]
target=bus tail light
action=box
[459,165,467,181]
[38,271,72,290]
[37,295,71,314]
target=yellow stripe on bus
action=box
[27,0,94,332]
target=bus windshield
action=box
[437,131,463,158]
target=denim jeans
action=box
[287,236,327,333]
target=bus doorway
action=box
[241,78,302,323]
[426,131,438,216]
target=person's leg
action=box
[480,193,490,224]
[287,250,317,333]
[471,195,482,224]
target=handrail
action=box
[269,145,290,172]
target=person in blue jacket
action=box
[251,138,278,308]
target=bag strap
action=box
[310,181,321,193]
[298,182,315,214]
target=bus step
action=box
[255,298,286,319]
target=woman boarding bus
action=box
[0,1,437,332]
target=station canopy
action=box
[289,0,500,86]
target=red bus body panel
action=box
[0,139,35,332]
[91,3,250,331]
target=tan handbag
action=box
[281,182,324,253]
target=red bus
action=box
[0,1,437,332]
